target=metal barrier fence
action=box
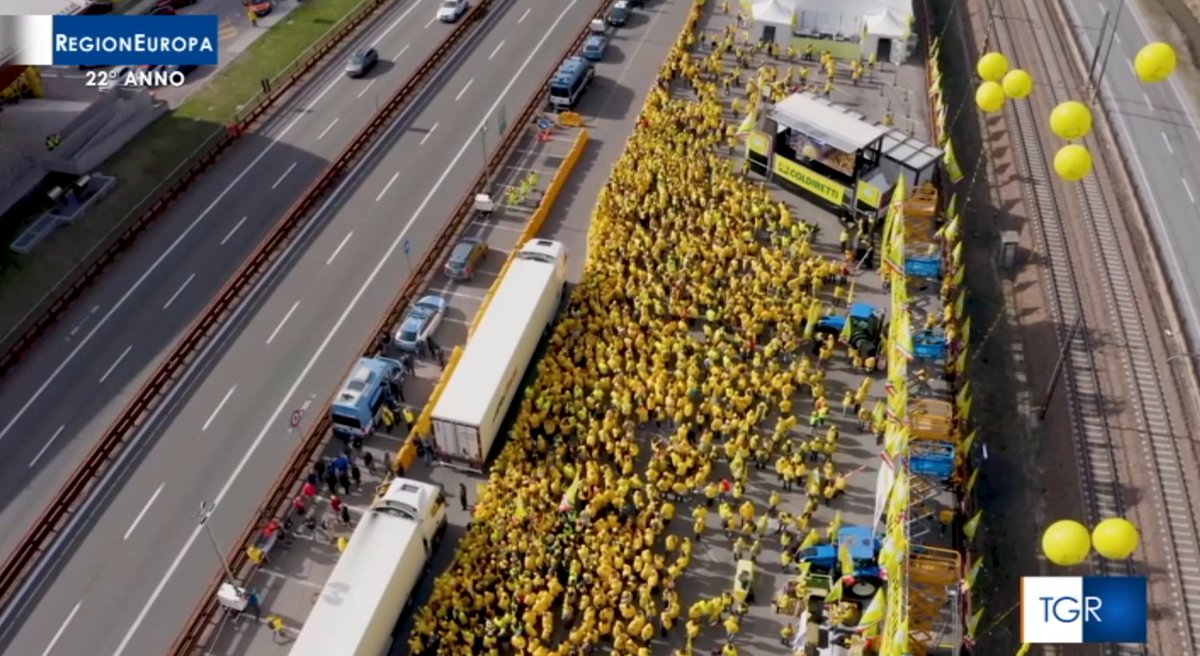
[168,3,613,651]
[0,0,492,624]
[0,0,399,378]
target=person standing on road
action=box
[323,468,339,495]
[268,615,285,641]
[245,588,262,621]
[338,469,352,495]
[350,463,362,490]
[363,450,376,475]
[458,482,469,512]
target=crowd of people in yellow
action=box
[406,2,888,654]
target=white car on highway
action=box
[437,0,468,22]
[393,294,448,352]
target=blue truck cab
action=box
[814,302,885,358]
[797,524,884,600]
[330,357,404,438]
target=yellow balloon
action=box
[977,52,1010,82]
[1002,69,1034,99]
[1135,42,1177,83]
[1049,100,1093,140]
[1092,518,1140,559]
[1054,144,1093,181]
[975,81,1006,114]
[1042,519,1092,566]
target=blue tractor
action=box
[814,303,885,358]
[796,525,884,600]
[913,328,948,361]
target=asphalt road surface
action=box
[1063,0,1200,347]
[0,0,488,581]
[0,0,607,653]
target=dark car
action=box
[606,1,631,26]
[625,0,644,7]
[444,237,488,280]
[156,0,198,8]
[345,48,379,78]
[80,0,114,14]
[148,5,175,14]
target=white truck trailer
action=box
[289,478,447,656]
[431,238,568,471]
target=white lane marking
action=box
[266,301,301,345]
[1143,92,1152,110]
[40,601,81,656]
[489,40,505,59]
[327,232,354,265]
[1127,58,1135,75]
[98,346,132,384]
[424,16,437,28]
[1162,131,1174,154]
[518,7,530,22]
[369,0,422,47]
[473,220,524,232]
[432,288,487,301]
[112,3,583,647]
[0,44,339,444]
[1184,178,1196,203]
[376,172,401,202]
[420,122,440,145]
[220,216,249,245]
[68,305,101,338]
[271,162,298,189]
[202,385,238,432]
[123,483,164,541]
[455,78,474,101]
[318,117,339,140]
[163,274,195,310]
[356,79,377,98]
[396,43,411,58]
[1113,31,1121,44]
[29,425,66,468]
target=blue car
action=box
[393,294,448,352]
[582,33,609,61]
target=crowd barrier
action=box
[0,0,401,379]
[167,1,614,652]
[0,0,492,625]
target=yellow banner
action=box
[856,179,884,208]
[747,130,770,156]
[774,156,846,205]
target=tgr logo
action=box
[1021,576,1147,644]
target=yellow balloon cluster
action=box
[1054,144,1093,181]
[975,81,1006,114]
[1002,69,1034,99]
[1049,101,1092,140]
[1135,42,1177,83]
[1042,517,1141,566]
[977,52,1010,82]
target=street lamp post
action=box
[1090,0,1128,104]
[197,501,237,585]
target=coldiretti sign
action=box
[773,156,847,206]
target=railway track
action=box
[979,0,1200,651]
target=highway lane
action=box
[2,0,603,653]
[0,0,468,565]
[1062,0,1200,346]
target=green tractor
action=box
[814,303,885,358]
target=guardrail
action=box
[0,2,493,625]
[0,0,400,379]
[169,4,612,651]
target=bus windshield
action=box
[549,83,571,99]
[331,413,363,430]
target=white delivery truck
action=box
[289,478,447,656]
[431,239,568,471]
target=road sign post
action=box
[499,104,508,135]
[197,501,237,585]
[403,239,412,271]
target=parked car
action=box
[345,48,379,78]
[148,5,175,14]
[393,295,448,352]
[166,64,199,76]
[243,0,272,17]
[606,1,631,26]
[625,0,644,7]
[582,32,610,61]
[436,0,468,22]
[98,66,133,92]
[80,0,114,14]
[156,0,197,9]
[444,237,488,280]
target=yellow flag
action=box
[828,510,843,541]
[961,429,977,454]
[1015,644,1032,656]
[736,106,757,135]
[963,510,983,541]
[966,467,980,493]
[962,316,972,345]
[826,578,844,602]
[845,279,856,306]
[956,381,971,405]
[965,557,983,590]
[966,606,985,639]
[801,529,821,549]
[943,139,964,183]
[951,264,964,287]
[839,543,855,577]
[954,290,965,320]
[952,241,963,267]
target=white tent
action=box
[751,0,794,26]
[862,7,910,63]
[750,0,796,46]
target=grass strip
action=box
[0,0,375,341]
